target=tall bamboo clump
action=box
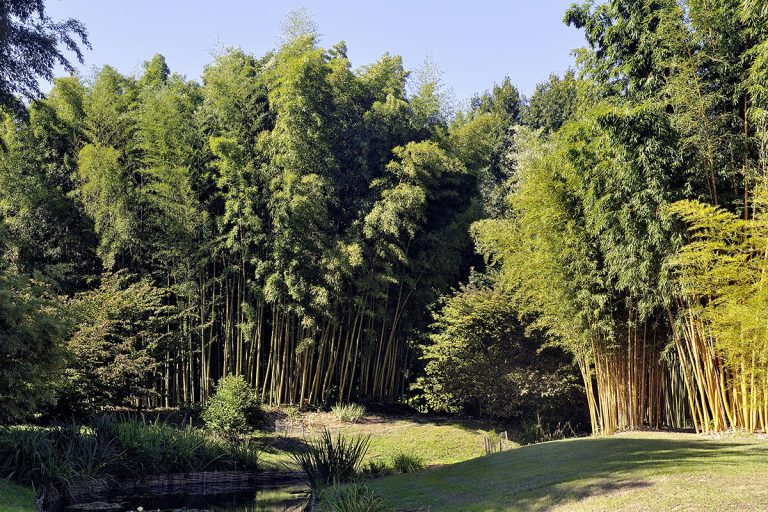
[668,188,768,433]
[472,122,691,435]
[584,321,679,434]
[571,313,688,435]
[135,35,493,408]
[661,0,768,433]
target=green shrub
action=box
[318,483,391,512]
[203,375,266,437]
[0,269,68,423]
[331,403,366,423]
[413,284,586,425]
[390,452,425,474]
[283,405,302,434]
[59,275,165,417]
[292,429,370,489]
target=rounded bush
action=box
[202,375,265,437]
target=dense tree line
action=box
[0,14,524,418]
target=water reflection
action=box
[207,487,308,512]
[81,486,309,512]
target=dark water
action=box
[66,485,309,512]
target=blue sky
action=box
[45,1,585,102]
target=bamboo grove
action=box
[474,0,768,434]
[0,24,519,413]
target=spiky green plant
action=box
[291,429,370,489]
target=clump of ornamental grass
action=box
[291,429,370,489]
[331,403,366,423]
[360,458,392,479]
[317,482,392,512]
[390,452,425,474]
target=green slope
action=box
[372,432,768,511]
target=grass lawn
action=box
[0,480,35,512]
[258,410,508,470]
[371,431,768,511]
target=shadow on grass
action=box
[255,434,312,469]
[374,435,768,511]
[265,435,311,456]
[355,411,587,447]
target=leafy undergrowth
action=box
[0,479,35,512]
[259,411,512,470]
[371,431,768,511]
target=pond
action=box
[64,472,309,512]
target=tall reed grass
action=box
[0,415,261,497]
[0,420,123,495]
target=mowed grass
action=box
[371,431,768,511]
[0,480,35,512]
[259,411,506,470]
[341,420,496,466]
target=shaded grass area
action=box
[258,412,507,470]
[371,432,768,511]
[0,479,35,512]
